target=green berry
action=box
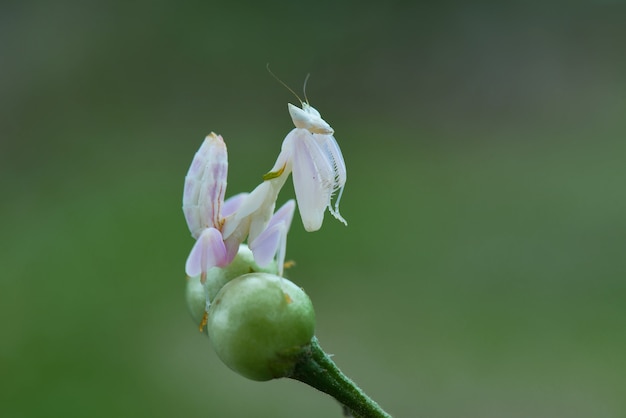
[205,244,278,301]
[207,273,315,381]
[185,273,207,327]
[185,244,279,331]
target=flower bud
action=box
[207,273,315,381]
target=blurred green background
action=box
[2,1,626,417]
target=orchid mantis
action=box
[264,70,347,232]
[182,75,347,289]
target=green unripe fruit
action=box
[204,245,278,301]
[207,273,315,381]
[186,245,279,330]
[186,273,207,327]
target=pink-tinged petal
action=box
[291,129,334,232]
[219,193,252,260]
[273,200,296,275]
[247,184,286,244]
[267,199,296,233]
[249,223,282,269]
[221,173,289,260]
[182,133,228,238]
[249,200,296,275]
[223,182,275,241]
[233,182,271,219]
[222,193,248,218]
[223,233,243,264]
[185,227,228,283]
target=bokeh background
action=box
[2,1,625,417]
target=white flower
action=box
[221,178,296,277]
[183,133,295,281]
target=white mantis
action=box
[182,71,347,289]
[265,68,347,231]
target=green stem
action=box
[289,337,393,418]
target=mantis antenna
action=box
[266,63,305,105]
[302,73,311,105]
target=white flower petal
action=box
[185,227,228,282]
[222,182,270,240]
[218,192,252,262]
[248,223,282,269]
[222,193,248,218]
[182,133,228,238]
[249,200,295,275]
[223,175,288,242]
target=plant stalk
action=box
[289,337,393,418]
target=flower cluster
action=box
[182,101,347,296]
